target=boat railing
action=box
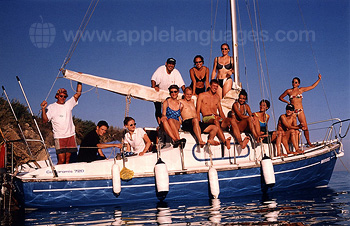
[307,118,349,145]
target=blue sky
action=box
[0,0,349,169]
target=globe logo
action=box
[29,16,56,48]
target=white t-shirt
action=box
[46,97,78,139]
[151,65,185,91]
[124,128,146,153]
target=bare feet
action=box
[224,137,231,150]
[207,139,220,146]
[199,140,206,148]
[307,143,315,148]
[239,136,250,149]
[297,149,304,154]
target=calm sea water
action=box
[5,170,349,225]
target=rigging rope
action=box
[125,96,131,118]
[296,0,333,120]
[255,0,277,129]
[236,0,250,97]
[209,0,220,71]
[44,0,100,103]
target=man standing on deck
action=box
[41,82,82,164]
[77,120,122,162]
[196,79,250,149]
[151,58,185,125]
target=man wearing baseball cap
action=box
[276,104,303,157]
[41,82,82,164]
[151,57,185,124]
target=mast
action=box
[230,0,240,89]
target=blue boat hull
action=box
[13,147,339,208]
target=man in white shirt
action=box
[41,82,82,164]
[151,58,185,124]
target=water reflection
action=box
[112,209,122,225]
[156,202,172,225]
[7,174,349,225]
[209,198,221,224]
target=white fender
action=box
[208,166,220,198]
[112,163,121,195]
[154,158,169,193]
[261,155,275,186]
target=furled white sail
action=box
[63,69,238,113]
[63,69,170,102]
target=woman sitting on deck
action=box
[279,74,321,147]
[231,89,259,140]
[161,84,186,148]
[124,117,152,156]
[252,99,271,142]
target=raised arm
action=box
[300,74,321,92]
[40,101,48,123]
[74,82,82,102]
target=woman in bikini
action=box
[190,55,210,96]
[252,99,271,141]
[161,84,186,148]
[279,74,322,147]
[232,89,260,140]
[212,43,234,99]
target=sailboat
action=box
[11,0,348,208]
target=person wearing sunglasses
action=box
[77,120,122,162]
[211,43,234,99]
[189,55,210,96]
[279,74,321,147]
[161,85,186,148]
[123,117,152,156]
[276,104,303,157]
[40,82,82,164]
[151,58,185,125]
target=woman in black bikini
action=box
[189,55,210,96]
[212,43,234,99]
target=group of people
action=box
[150,43,322,156]
[40,43,322,163]
[40,83,152,163]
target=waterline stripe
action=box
[32,160,323,193]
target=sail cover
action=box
[63,69,169,102]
